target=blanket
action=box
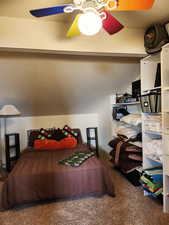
[59,151,95,167]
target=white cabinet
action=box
[141,43,169,213]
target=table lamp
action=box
[0,105,21,166]
[0,105,21,134]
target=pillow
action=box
[120,114,142,127]
[51,128,67,141]
[28,128,82,147]
[37,128,51,140]
[115,122,141,139]
[34,137,77,150]
[37,128,67,141]
[62,125,79,139]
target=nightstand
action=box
[86,127,99,157]
[5,133,20,172]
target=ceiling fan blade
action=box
[107,0,155,11]
[30,5,71,17]
[66,14,81,37]
[102,11,124,35]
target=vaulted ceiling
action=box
[0,0,168,28]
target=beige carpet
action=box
[0,164,169,225]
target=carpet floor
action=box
[0,163,169,225]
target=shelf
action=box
[142,112,161,115]
[144,130,162,136]
[9,145,17,148]
[87,137,96,141]
[142,86,161,93]
[113,101,140,106]
[145,155,162,164]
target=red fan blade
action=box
[102,10,124,35]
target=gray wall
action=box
[0,52,140,116]
[0,52,140,152]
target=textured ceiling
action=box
[0,0,169,28]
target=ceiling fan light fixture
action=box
[64,5,75,13]
[102,10,124,35]
[106,0,118,10]
[78,11,102,36]
[73,0,86,6]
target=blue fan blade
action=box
[30,5,71,17]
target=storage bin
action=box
[140,90,161,113]
[140,94,152,113]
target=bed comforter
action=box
[0,144,114,210]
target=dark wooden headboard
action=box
[27,128,83,147]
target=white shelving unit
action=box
[141,43,169,213]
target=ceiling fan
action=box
[30,0,155,37]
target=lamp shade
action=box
[0,105,21,117]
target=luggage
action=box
[144,24,169,54]
[165,22,169,37]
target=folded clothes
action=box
[128,154,142,162]
[58,151,95,167]
[146,138,162,162]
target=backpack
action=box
[144,24,169,54]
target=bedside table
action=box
[86,127,99,157]
[5,133,20,172]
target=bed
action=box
[0,129,115,210]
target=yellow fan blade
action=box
[66,14,81,37]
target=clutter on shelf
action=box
[116,93,138,104]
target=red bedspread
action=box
[0,144,115,209]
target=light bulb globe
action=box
[78,12,102,36]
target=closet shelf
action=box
[144,130,162,136]
[145,155,162,164]
[142,112,162,115]
[113,101,140,106]
[142,86,161,93]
